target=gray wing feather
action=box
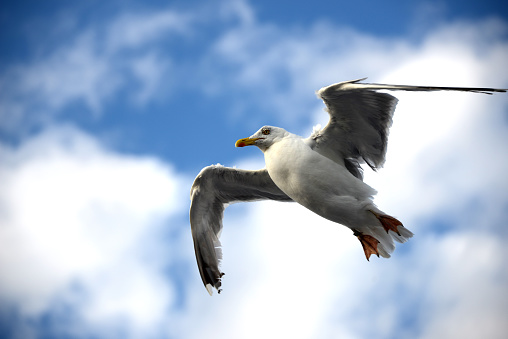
[312,78,506,170]
[189,165,292,295]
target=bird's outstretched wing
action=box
[190,165,293,295]
[311,78,506,170]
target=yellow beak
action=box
[235,137,262,147]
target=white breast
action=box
[265,136,369,202]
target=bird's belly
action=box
[265,141,373,216]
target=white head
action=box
[235,125,289,152]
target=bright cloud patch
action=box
[0,126,183,336]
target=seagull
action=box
[190,78,506,295]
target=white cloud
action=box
[415,233,508,339]
[218,0,256,27]
[206,16,508,134]
[0,9,190,136]
[105,11,192,52]
[20,32,119,113]
[0,125,184,335]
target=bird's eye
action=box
[262,129,270,135]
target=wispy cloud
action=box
[205,17,508,133]
[105,11,192,52]
[0,9,191,136]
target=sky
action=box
[1,0,508,338]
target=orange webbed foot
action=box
[370,211,403,236]
[354,230,380,261]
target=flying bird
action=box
[190,78,506,295]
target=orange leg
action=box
[353,230,380,261]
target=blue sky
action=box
[1,0,508,338]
